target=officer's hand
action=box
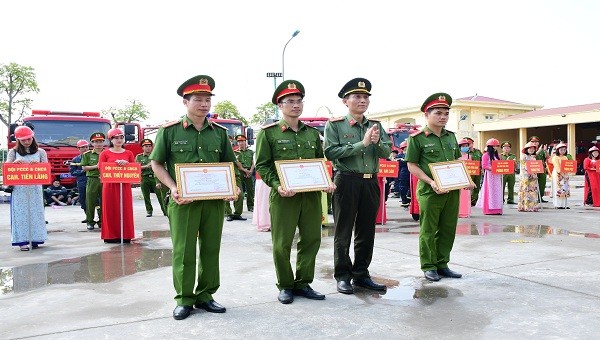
[371,124,380,144]
[362,127,374,147]
[156,183,162,189]
[465,183,476,190]
[277,185,296,197]
[225,187,241,201]
[171,187,192,205]
[324,183,336,194]
[430,180,448,195]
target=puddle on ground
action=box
[0,232,172,295]
[355,276,463,306]
[398,224,600,239]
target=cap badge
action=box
[438,95,446,101]
[358,81,366,88]
[288,83,297,90]
[199,78,208,85]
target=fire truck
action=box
[299,116,328,136]
[388,123,421,152]
[8,110,112,187]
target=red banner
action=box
[492,160,515,174]
[463,160,480,175]
[100,162,141,184]
[378,160,399,178]
[525,160,545,174]
[560,160,577,173]
[325,161,333,178]
[2,163,52,185]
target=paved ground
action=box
[0,176,598,339]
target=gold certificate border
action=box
[275,159,332,193]
[175,162,237,200]
[428,160,474,191]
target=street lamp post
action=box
[282,30,300,81]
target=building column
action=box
[519,128,528,158]
[567,123,576,157]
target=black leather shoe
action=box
[173,305,193,320]
[81,219,87,223]
[248,208,253,212]
[195,300,226,313]
[146,212,152,217]
[437,267,462,278]
[86,223,94,231]
[336,280,353,294]
[424,270,441,281]
[278,289,294,304]
[231,215,247,221]
[353,278,386,291]
[293,286,325,300]
[226,216,233,221]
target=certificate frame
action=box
[175,162,237,200]
[428,160,474,191]
[275,159,333,193]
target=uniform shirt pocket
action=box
[423,146,440,157]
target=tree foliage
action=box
[251,102,278,126]
[0,62,39,128]
[213,100,248,125]
[102,99,149,124]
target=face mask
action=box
[460,147,469,153]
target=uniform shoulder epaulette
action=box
[210,121,228,130]
[446,129,455,134]
[83,150,93,154]
[329,117,345,122]
[368,118,380,122]
[161,120,180,128]
[410,130,423,137]
[135,153,144,158]
[261,122,279,129]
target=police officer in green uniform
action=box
[500,141,517,204]
[225,137,246,221]
[135,139,160,217]
[405,93,475,282]
[235,134,255,212]
[529,136,549,202]
[324,78,391,294]
[255,80,335,304]
[154,177,169,217]
[80,132,105,231]
[463,137,482,206]
[150,75,238,320]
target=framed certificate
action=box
[175,163,237,200]
[275,159,333,193]
[428,160,474,191]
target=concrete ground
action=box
[0,176,598,339]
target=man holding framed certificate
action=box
[150,75,238,320]
[405,93,475,282]
[324,78,392,295]
[255,79,335,305]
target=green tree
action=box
[0,62,39,128]
[251,102,278,126]
[213,100,248,125]
[102,99,149,124]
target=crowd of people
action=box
[4,73,599,323]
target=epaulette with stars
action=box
[210,121,228,130]
[261,122,279,129]
[329,117,345,122]
[410,130,424,137]
[161,120,180,128]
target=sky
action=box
[2,0,599,133]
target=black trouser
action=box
[332,173,380,282]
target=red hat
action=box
[76,140,89,148]
[140,139,153,146]
[421,93,452,113]
[458,138,470,145]
[14,126,34,140]
[107,128,124,139]
[522,142,537,154]
[486,138,500,147]
[589,146,599,153]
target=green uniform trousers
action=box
[537,173,547,199]
[169,199,224,306]
[140,175,157,214]
[85,177,102,224]
[417,189,460,271]
[240,174,255,210]
[502,174,516,203]
[470,174,481,204]
[332,174,380,281]
[269,189,322,290]
[154,185,169,216]
[225,179,243,216]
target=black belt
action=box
[338,171,377,179]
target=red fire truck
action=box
[299,116,328,136]
[388,123,421,152]
[8,110,112,187]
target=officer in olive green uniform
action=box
[225,139,246,221]
[529,136,549,202]
[235,135,255,212]
[154,177,169,217]
[255,80,333,305]
[405,93,468,282]
[500,141,517,204]
[150,75,237,320]
[80,132,105,230]
[135,139,160,217]
[463,137,482,205]
[324,78,391,295]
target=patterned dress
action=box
[518,154,541,212]
[7,148,49,247]
[551,155,570,208]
